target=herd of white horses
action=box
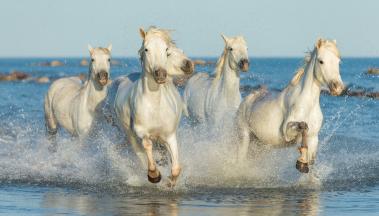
[44,27,344,187]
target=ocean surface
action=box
[0,57,378,215]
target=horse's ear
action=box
[332,39,337,45]
[221,34,229,44]
[315,38,323,49]
[88,44,94,54]
[107,44,112,52]
[139,28,146,39]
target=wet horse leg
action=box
[296,123,310,173]
[143,136,161,183]
[165,134,181,187]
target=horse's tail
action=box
[246,86,267,103]
[44,89,58,136]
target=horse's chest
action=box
[305,107,323,134]
[133,95,180,137]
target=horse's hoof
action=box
[148,172,162,183]
[296,160,309,173]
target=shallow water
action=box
[0,57,378,215]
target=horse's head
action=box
[167,46,194,76]
[139,27,170,84]
[221,34,249,72]
[314,38,344,96]
[88,44,112,87]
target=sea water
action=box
[0,57,378,215]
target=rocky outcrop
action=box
[368,68,379,75]
[0,71,30,81]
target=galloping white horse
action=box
[44,45,112,142]
[114,27,193,186]
[184,35,249,125]
[236,39,344,173]
[103,45,193,125]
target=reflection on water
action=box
[37,187,321,216]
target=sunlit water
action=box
[0,58,378,215]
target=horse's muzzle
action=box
[181,59,194,75]
[238,59,249,72]
[97,71,109,86]
[328,81,344,96]
[154,68,167,84]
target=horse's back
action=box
[47,77,82,106]
[184,72,211,121]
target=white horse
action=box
[184,35,249,125]
[103,45,193,125]
[44,45,112,144]
[236,39,344,173]
[114,27,193,186]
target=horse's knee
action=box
[171,164,181,177]
[142,138,153,151]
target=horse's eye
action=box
[91,58,95,62]
[319,60,324,64]
[228,47,233,51]
[145,48,148,52]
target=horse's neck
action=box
[142,72,160,93]
[291,56,321,111]
[215,58,240,101]
[81,78,107,113]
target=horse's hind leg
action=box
[165,134,181,187]
[125,128,147,168]
[237,124,250,163]
[44,96,58,152]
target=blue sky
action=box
[0,0,378,57]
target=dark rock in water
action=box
[0,71,30,81]
[80,59,89,66]
[366,92,379,99]
[193,59,215,66]
[34,76,50,83]
[111,60,121,66]
[367,68,379,75]
[37,60,64,67]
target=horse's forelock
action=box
[92,47,111,56]
[319,39,340,59]
[145,27,175,46]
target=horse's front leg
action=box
[306,136,319,166]
[166,134,181,187]
[286,121,310,173]
[142,136,161,183]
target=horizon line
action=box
[0,55,379,59]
